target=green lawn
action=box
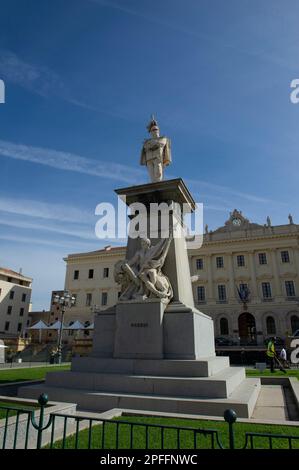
[48,415,299,450]
[246,368,299,379]
[0,364,70,384]
[0,400,41,419]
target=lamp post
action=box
[53,291,76,364]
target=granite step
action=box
[71,356,230,377]
[43,366,245,399]
[18,378,261,418]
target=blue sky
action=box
[0,0,299,310]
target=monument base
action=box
[92,302,216,359]
[18,356,261,418]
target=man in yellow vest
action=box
[266,337,276,372]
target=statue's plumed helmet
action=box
[147,115,159,133]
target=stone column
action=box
[254,313,264,346]
[248,251,258,302]
[270,249,283,300]
[227,253,236,302]
[206,254,214,303]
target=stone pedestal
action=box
[114,300,166,359]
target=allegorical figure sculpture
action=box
[140,116,172,183]
[114,237,173,302]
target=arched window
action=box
[220,317,229,335]
[291,315,299,334]
[266,316,276,335]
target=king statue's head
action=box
[147,115,160,138]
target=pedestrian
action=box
[279,347,288,368]
[266,337,276,372]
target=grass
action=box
[0,364,70,384]
[246,368,299,379]
[47,415,299,450]
[0,400,41,419]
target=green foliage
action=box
[246,369,299,379]
[0,365,70,384]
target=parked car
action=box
[264,336,285,347]
[215,336,239,346]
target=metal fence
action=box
[1,394,299,450]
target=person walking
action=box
[279,347,288,368]
[266,337,276,372]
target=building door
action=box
[238,312,257,345]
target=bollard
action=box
[224,409,237,449]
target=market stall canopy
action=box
[67,321,85,330]
[28,320,49,330]
[47,321,66,330]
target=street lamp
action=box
[53,291,76,364]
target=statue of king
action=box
[140,116,172,183]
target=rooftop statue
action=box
[140,116,172,183]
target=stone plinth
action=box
[114,300,166,359]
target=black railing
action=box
[0,395,299,450]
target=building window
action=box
[220,317,229,335]
[7,306,12,315]
[20,308,24,317]
[118,291,121,299]
[88,269,94,279]
[103,268,109,278]
[4,321,10,331]
[74,270,79,280]
[262,282,272,299]
[281,251,290,263]
[0,288,1,298]
[17,323,22,332]
[22,293,26,302]
[197,286,205,302]
[218,285,227,301]
[26,320,30,326]
[86,293,92,307]
[237,255,245,267]
[216,257,224,268]
[9,290,15,300]
[286,281,296,297]
[266,316,276,335]
[239,283,248,292]
[196,259,203,270]
[258,253,267,265]
[101,292,108,306]
[291,315,299,334]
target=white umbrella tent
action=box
[28,320,49,343]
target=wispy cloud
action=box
[187,178,277,205]
[0,49,65,98]
[0,233,97,250]
[0,139,144,184]
[90,1,299,71]
[0,195,93,224]
[0,49,137,120]
[0,138,279,211]
[0,216,96,241]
